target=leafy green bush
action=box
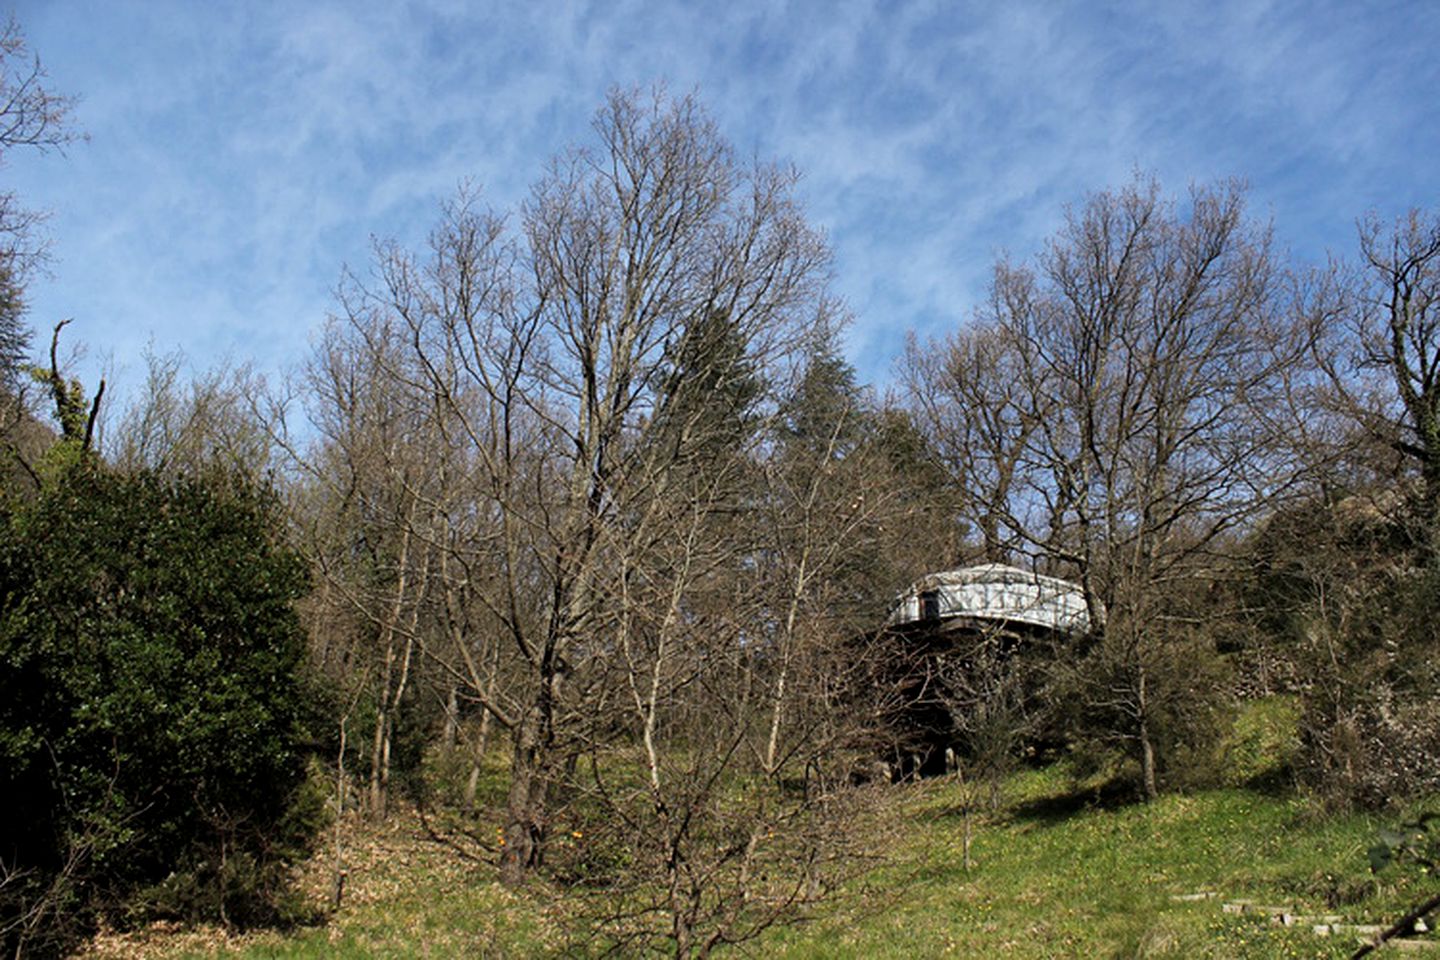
[0,464,322,956]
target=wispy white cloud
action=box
[6,0,1440,398]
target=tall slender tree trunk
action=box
[463,648,500,812]
[379,536,428,815]
[1138,665,1158,802]
[369,643,395,819]
[442,683,458,750]
[370,516,416,819]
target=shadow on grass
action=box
[1236,765,1297,798]
[1004,776,1141,826]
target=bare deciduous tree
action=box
[108,348,274,482]
[1314,210,1440,538]
[906,177,1309,799]
[322,89,835,889]
[0,14,81,390]
[932,625,1035,870]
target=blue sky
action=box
[8,0,1440,405]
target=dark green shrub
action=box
[0,464,322,955]
[1251,491,1440,809]
[1318,568,1440,807]
[1051,628,1232,798]
[128,760,329,928]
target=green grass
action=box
[1215,694,1302,790]
[80,757,1438,958]
[763,765,1433,959]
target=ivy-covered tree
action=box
[0,463,322,957]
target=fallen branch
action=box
[1351,891,1440,959]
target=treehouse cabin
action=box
[884,563,1096,638]
[879,564,1099,778]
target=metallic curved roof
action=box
[885,563,1096,635]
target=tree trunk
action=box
[465,630,503,810]
[958,766,974,872]
[368,516,417,819]
[463,754,482,813]
[962,799,974,873]
[369,644,394,819]
[442,683,458,750]
[332,716,349,910]
[672,907,693,960]
[500,694,555,885]
[1138,666,1159,802]
[500,729,544,884]
[378,555,424,818]
[463,702,496,812]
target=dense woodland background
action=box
[1,19,1438,959]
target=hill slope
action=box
[79,766,1436,958]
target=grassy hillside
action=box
[77,757,1437,959]
[768,767,1432,958]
